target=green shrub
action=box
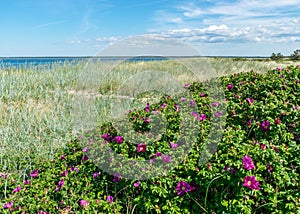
[0,65,299,213]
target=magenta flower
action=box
[134,181,140,187]
[215,111,223,117]
[184,83,190,87]
[276,67,282,71]
[70,165,79,172]
[102,133,109,140]
[260,120,270,131]
[181,97,187,101]
[210,102,219,107]
[197,114,206,121]
[150,155,155,164]
[243,176,259,190]
[24,179,30,185]
[12,185,21,194]
[156,152,162,157]
[113,173,121,182]
[30,169,39,178]
[80,199,89,206]
[55,178,64,191]
[191,111,198,117]
[246,98,253,104]
[1,173,6,179]
[175,180,191,196]
[3,201,14,209]
[170,142,178,149]
[60,170,68,177]
[260,144,266,149]
[275,118,280,124]
[82,155,89,162]
[144,103,150,112]
[161,103,167,109]
[200,92,205,97]
[242,155,255,170]
[144,118,150,124]
[82,147,88,152]
[113,136,124,144]
[38,211,49,214]
[247,119,252,126]
[162,155,172,163]
[274,147,279,152]
[107,196,114,203]
[190,100,196,108]
[174,104,180,112]
[93,172,99,178]
[137,143,147,153]
[227,83,233,90]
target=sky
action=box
[1,0,300,56]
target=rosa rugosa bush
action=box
[0,65,299,213]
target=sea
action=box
[0,56,175,69]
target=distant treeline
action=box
[270,49,300,60]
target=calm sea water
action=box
[0,56,170,68]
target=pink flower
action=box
[190,100,196,108]
[55,179,64,191]
[144,118,150,124]
[200,92,205,97]
[260,120,270,131]
[242,155,255,170]
[82,147,88,152]
[247,119,252,126]
[3,201,14,209]
[175,180,191,196]
[1,173,6,179]
[134,181,140,187]
[113,136,124,144]
[181,97,187,101]
[60,170,68,177]
[107,196,114,203]
[82,155,89,162]
[93,172,99,178]
[215,111,223,117]
[137,143,146,153]
[243,176,259,190]
[113,173,121,182]
[30,169,39,178]
[191,111,198,117]
[197,114,206,121]
[246,98,253,104]
[79,199,89,206]
[260,144,266,149]
[24,179,30,185]
[210,102,219,107]
[184,83,190,87]
[227,83,233,90]
[12,185,21,194]
[170,142,178,149]
[162,155,172,163]
[161,103,167,109]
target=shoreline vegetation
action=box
[0,57,299,213]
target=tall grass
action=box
[0,57,299,176]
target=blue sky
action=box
[1,0,300,56]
